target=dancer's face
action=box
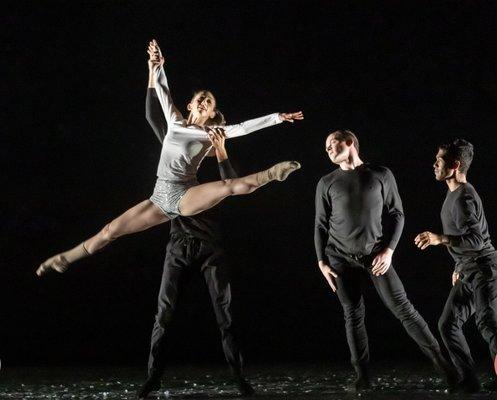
[433,149,455,181]
[326,134,351,164]
[188,91,217,122]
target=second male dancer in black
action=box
[415,139,497,393]
[314,130,454,391]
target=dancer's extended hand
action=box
[147,39,164,71]
[318,261,338,293]
[279,111,304,123]
[414,231,448,250]
[452,271,460,286]
[371,247,393,276]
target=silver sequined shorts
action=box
[150,178,197,219]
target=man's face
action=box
[433,149,454,181]
[325,134,350,164]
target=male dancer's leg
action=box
[200,242,254,396]
[334,266,369,379]
[202,255,242,374]
[147,236,191,378]
[370,264,454,382]
[438,278,477,390]
[472,267,497,367]
[370,266,439,354]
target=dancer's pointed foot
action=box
[256,161,301,186]
[235,376,255,397]
[36,254,69,276]
[137,377,161,399]
[36,243,89,276]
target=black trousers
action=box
[327,253,442,369]
[438,262,497,379]
[147,234,243,378]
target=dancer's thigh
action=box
[109,199,169,236]
[179,181,231,216]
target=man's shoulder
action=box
[318,169,340,185]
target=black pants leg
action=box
[438,280,475,379]
[147,237,191,378]
[439,266,497,378]
[370,265,442,360]
[200,241,243,377]
[334,267,369,369]
[473,267,497,360]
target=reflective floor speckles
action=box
[0,364,494,399]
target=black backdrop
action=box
[3,1,497,368]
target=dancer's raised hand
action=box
[279,111,304,123]
[147,39,164,71]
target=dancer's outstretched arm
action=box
[221,111,304,139]
[148,39,184,125]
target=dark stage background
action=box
[2,1,497,369]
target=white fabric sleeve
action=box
[153,66,185,124]
[222,113,282,138]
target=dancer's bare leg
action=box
[37,200,169,275]
[179,161,300,216]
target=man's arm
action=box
[372,168,405,276]
[314,178,331,263]
[145,88,167,144]
[448,193,485,249]
[381,168,405,250]
[314,178,338,292]
[207,128,238,179]
[415,193,484,250]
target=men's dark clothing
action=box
[327,254,442,367]
[441,183,496,275]
[148,234,243,377]
[438,183,497,380]
[315,164,404,261]
[315,164,444,372]
[145,88,243,378]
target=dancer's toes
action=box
[277,160,301,181]
[36,254,69,276]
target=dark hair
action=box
[330,129,360,152]
[189,90,226,126]
[438,138,474,174]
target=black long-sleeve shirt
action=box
[314,164,405,261]
[441,182,495,271]
[146,88,237,242]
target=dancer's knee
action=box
[224,179,255,196]
[102,222,120,242]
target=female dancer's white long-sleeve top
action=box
[153,67,282,182]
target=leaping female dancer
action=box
[37,39,303,275]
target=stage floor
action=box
[0,363,493,399]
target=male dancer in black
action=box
[314,130,454,391]
[415,139,497,393]
[138,86,254,398]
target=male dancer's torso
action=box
[441,182,496,276]
[315,164,404,260]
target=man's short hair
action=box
[439,139,474,174]
[329,130,360,153]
